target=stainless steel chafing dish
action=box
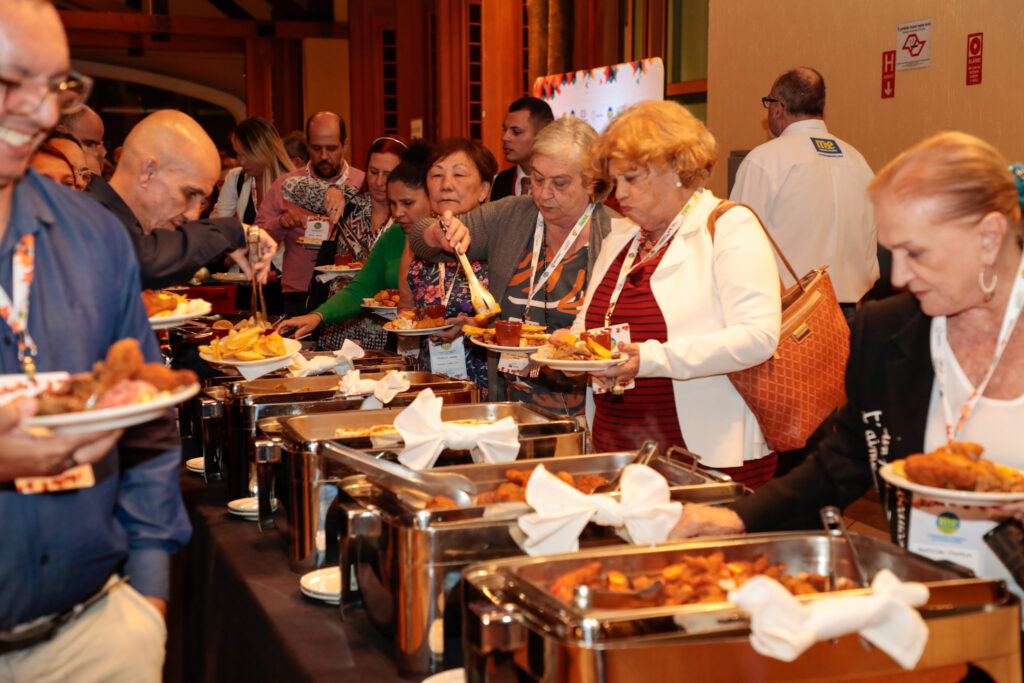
[335,450,747,676]
[179,349,410,482]
[462,532,1022,682]
[220,372,478,500]
[253,403,586,576]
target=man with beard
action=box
[55,104,105,177]
[0,0,189,678]
[255,112,364,314]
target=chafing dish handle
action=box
[465,602,526,683]
[336,502,382,619]
[200,395,225,482]
[254,440,281,531]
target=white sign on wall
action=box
[896,19,932,71]
[532,58,665,133]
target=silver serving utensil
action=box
[572,579,664,609]
[441,219,500,318]
[820,506,870,589]
[592,440,659,495]
[321,441,477,507]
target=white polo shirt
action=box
[730,119,879,303]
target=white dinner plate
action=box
[22,383,200,434]
[469,336,546,354]
[199,337,302,368]
[314,265,361,274]
[211,272,251,283]
[299,567,341,602]
[149,301,213,330]
[226,496,278,519]
[361,304,398,321]
[185,457,205,474]
[529,352,626,372]
[383,324,455,337]
[878,461,1024,506]
[423,669,466,683]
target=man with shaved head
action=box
[0,0,190,679]
[255,111,364,313]
[85,109,276,288]
[731,67,877,317]
[55,104,105,176]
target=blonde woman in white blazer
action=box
[558,100,782,488]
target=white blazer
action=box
[572,190,782,467]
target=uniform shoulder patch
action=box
[810,137,843,156]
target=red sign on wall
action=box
[966,33,983,86]
[882,50,896,99]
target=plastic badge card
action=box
[304,215,331,241]
[591,323,634,395]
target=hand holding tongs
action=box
[246,227,268,327]
[439,213,500,318]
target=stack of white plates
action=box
[299,567,341,605]
[226,496,277,521]
[185,457,205,475]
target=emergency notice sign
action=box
[966,33,983,86]
[882,51,896,99]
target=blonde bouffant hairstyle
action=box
[869,131,1023,238]
[588,100,718,191]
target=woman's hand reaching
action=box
[275,313,321,339]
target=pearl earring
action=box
[675,179,682,188]
[979,268,998,302]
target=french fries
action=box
[199,328,289,361]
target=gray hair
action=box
[530,116,607,200]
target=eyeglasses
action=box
[0,70,93,116]
[761,96,779,109]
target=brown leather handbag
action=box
[707,201,849,452]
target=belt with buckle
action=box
[0,576,127,656]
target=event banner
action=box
[532,58,665,133]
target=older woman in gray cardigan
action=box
[407,117,613,414]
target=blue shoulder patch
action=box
[810,137,843,156]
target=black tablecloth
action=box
[166,471,408,683]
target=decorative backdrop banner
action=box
[532,58,665,133]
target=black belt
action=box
[0,576,126,656]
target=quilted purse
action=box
[707,201,849,452]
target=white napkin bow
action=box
[395,388,519,469]
[287,339,365,377]
[335,370,411,409]
[517,464,683,556]
[728,568,929,669]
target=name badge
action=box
[497,316,530,375]
[16,464,96,494]
[428,336,469,380]
[304,216,331,241]
[592,323,635,395]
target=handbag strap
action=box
[705,199,805,293]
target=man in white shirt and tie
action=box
[731,67,878,319]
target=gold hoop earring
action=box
[979,268,998,302]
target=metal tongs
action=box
[322,441,478,507]
[246,227,268,327]
[440,217,500,318]
[592,440,660,495]
[820,506,870,590]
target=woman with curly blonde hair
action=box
[557,100,782,488]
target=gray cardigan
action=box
[407,195,614,392]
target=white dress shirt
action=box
[211,166,254,221]
[730,119,879,303]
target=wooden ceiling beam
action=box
[58,10,349,39]
[65,29,245,52]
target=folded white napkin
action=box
[517,463,683,556]
[728,568,929,669]
[333,370,411,409]
[287,339,365,377]
[238,355,297,381]
[395,388,519,469]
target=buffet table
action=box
[166,470,408,683]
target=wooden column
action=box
[481,0,524,160]
[432,0,469,139]
[245,37,274,120]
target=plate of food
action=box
[878,441,1024,505]
[383,308,452,336]
[530,333,625,371]
[144,289,212,329]
[464,322,549,353]
[199,329,301,368]
[10,339,200,434]
[211,271,251,283]
[314,264,363,279]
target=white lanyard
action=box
[0,234,38,377]
[525,204,594,318]
[930,250,1024,441]
[603,191,701,327]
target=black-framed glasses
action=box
[0,70,93,116]
[761,96,779,109]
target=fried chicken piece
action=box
[493,481,526,502]
[575,474,607,494]
[938,441,985,462]
[550,561,602,603]
[93,338,144,391]
[505,468,532,486]
[134,364,198,391]
[141,289,178,317]
[555,471,575,487]
[425,495,460,510]
[904,451,979,490]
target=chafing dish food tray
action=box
[254,402,583,574]
[462,532,1021,682]
[336,450,747,676]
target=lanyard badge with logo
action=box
[602,190,701,327]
